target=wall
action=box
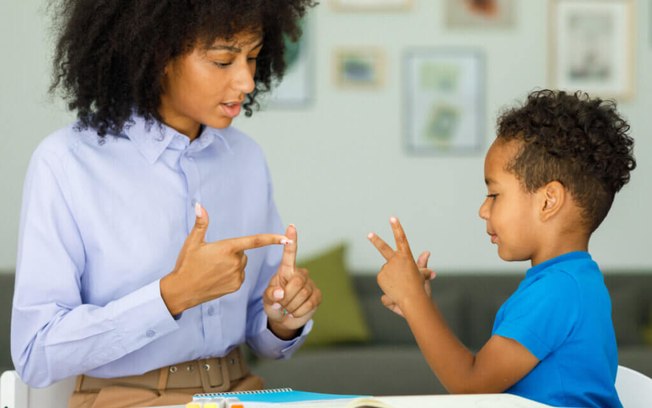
[1,0,651,274]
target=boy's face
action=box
[479,139,541,263]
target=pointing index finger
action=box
[390,217,413,257]
[227,234,292,253]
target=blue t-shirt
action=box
[493,252,621,407]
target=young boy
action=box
[368,89,635,407]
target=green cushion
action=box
[299,243,370,347]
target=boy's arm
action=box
[401,291,538,393]
[369,218,538,394]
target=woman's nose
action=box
[233,62,256,94]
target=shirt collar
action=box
[121,115,230,164]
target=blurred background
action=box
[1,0,650,275]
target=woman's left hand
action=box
[264,225,322,340]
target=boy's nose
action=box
[478,199,489,220]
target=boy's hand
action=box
[380,251,435,317]
[368,217,433,313]
[264,225,322,339]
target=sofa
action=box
[2,265,651,396]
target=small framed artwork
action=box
[333,48,384,89]
[267,19,313,108]
[403,50,484,155]
[445,0,515,29]
[549,0,635,100]
[330,0,412,12]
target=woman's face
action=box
[159,31,263,139]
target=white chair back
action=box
[616,365,652,408]
[0,370,75,408]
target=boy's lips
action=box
[487,231,498,244]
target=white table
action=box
[156,393,551,408]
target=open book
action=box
[344,397,395,408]
[192,388,370,406]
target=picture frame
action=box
[330,0,412,12]
[267,19,314,108]
[549,0,635,100]
[403,50,484,155]
[444,0,515,29]
[333,48,384,89]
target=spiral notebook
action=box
[193,387,366,404]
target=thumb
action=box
[186,202,209,246]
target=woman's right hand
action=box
[160,203,290,316]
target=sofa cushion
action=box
[0,272,15,372]
[253,345,446,395]
[299,244,370,347]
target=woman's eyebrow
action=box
[208,39,264,53]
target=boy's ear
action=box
[539,181,565,221]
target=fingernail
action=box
[289,223,296,228]
[430,271,436,279]
[274,289,284,299]
[367,232,374,239]
[272,303,281,310]
[390,217,397,223]
[195,202,202,218]
[280,239,294,245]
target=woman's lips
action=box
[221,102,242,118]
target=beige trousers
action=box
[68,373,264,408]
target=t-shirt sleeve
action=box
[493,272,581,360]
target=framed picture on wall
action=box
[403,50,484,155]
[333,48,384,89]
[330,0,412,12]
[549,0,635,100]
[267,19,313,108]
[444,0,515,29]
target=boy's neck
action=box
[531,234,590,267]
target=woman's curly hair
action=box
[496,89,636,232]
[49,0,317,136]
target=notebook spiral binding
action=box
[195,387,293,398]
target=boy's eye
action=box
[486,193,498,199]
[213,61,232,68]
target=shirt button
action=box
[146,330,156,338]
[207,306,215,316]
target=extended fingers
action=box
[279,225,298,280]
[390,217,413,257]
[228,233,292,253]
[367,232,395,260]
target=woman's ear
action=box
[539,181,565,221]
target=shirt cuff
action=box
[250,318,314,360]
[105,279,180,353]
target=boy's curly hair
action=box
[497,89,636,232]
[49,0,317,136]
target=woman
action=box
[11,1,320,406]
